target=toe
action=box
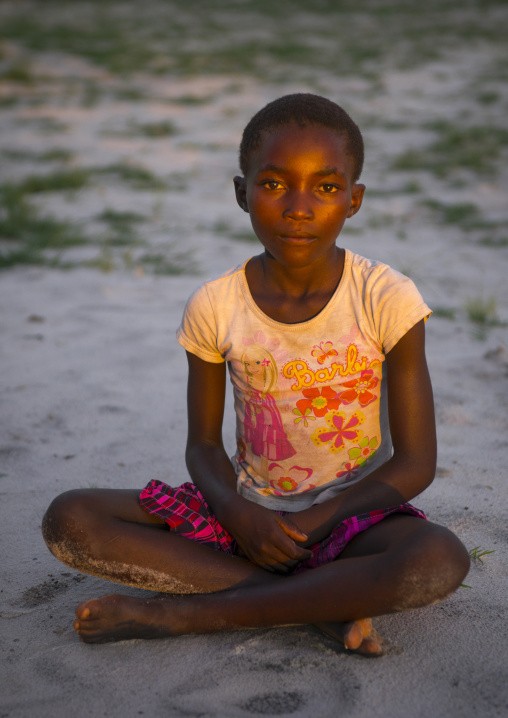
[342,621,364,650]
[75,602,93,620]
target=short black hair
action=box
[239,93,364,182]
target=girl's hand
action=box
[223,497,313,573]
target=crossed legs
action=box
[42,488,470,652]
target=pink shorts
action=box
[139,480,426,574]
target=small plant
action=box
[97,209,146,246]
[1,148,74,162]
[0,60,34,84]
[103,119,178,139]
[479,236,508,248]
[423,199,480,226]
[95,163,167,191]
[131,120,178,138]
[392,122,508,177]
[465,297,506,339]
[468,546,495,563]
[0,185,87,268]
[433,306,456,320]
[18,169,90,194]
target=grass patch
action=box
[476,91,500,105]
[139,246,197,275]
[114,87,147,102]
[19,116,69,134]
[468,546,495,563]
[131,120,178,138]
[465,296,507,339]
[478,236,508,248]
[18,168,90,194]
[169,94,212,105]
[432,306,456,320]
[94,163,167,190]
[341,225,364,235]
[104,119,178,138]
[0,185,87,268]
[3,1,507,81]
[97,209,146,245]
[0,95,20,108]
[0,60,35,84]
[229,230,258,243]
[2,148,74,162]
[393,122,508,177]
[423,200,481,227]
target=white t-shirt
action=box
[177,249,431,511]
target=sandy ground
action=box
[1,2,508,716]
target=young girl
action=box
[42,94,469,656]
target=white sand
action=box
[1,4,508,716]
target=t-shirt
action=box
[177,249,431,512]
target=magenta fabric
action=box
[139,479,426,573]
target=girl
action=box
[42,94,469,656]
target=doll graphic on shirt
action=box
[241,344,296,461]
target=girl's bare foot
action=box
[73,594,181,644]
[316,619,385,657]
[74,592,384,658]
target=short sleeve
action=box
[367,266,432,353]
[176,283,225,363]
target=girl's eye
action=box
[320,184,339,193]
[262,180,283,190]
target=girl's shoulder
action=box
[346,249,424,301]
[344,250,431,354]
[185,260,249,306]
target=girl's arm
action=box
[184,351,311,572]
[292,319,436,545]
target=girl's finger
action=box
[276,516,308,542]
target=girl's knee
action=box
[42,489,98,552]
[392,524,470,609]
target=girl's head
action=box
[239,93,364,183]
[242,345,277,393]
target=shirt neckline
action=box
[237,248,352,331]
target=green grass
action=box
[97,209,146,245]
[2,1,507,81]
[114,87,147,102]
[432,306,456,320]
[129,120,178,138]
[139,246,198,275]
[465,297,507,339]
[94,163,167,190]
[104,119,178,138]
[18,169,90,194]
[2,148,74,162]
[423,200,482,227]
[476,91,500,105]
[169,94,212,105]
[478,236,508,248]
[468,546,495,563]
[0,186,87,268]
[19,117,69,134]
[393,122,508,177]
[0,60,35,84]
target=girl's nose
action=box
[282,191,314,220]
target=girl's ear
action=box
[234,176,249,213]
[346,183,366,218]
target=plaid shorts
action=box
[139,480,426,574]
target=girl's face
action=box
[234,124,364,271]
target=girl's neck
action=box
[245,247,346,324]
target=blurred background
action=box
[0,0,507,320]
